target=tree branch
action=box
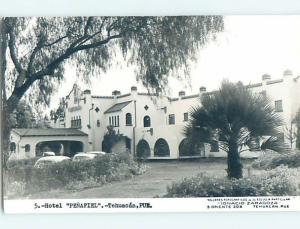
[27,35,69,75]
[75,33,122,51]
[84,17,93,35]
[7,27,24,74]
[44,35,68,47]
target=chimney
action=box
[199,86,207,97]
[262,74,271,81]
[283,69,293,78]
[112,90,121,99]
[200,86,207,92]
[178,90,186,98]
[131,86,137,92]
[83,89,91,95]
[131,86,137,98]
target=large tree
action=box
[184,80,288,179]
[0,16,223,145]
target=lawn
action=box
[23,158,256,199]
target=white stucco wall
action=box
[51,71,300,159]
[9,132,88,160]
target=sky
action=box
[50,15,300,108]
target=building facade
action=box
[48,69,300,159]
[9,128,88,160]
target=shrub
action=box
[4,181,26,197]
[6,157,40,169]
[252,151,300,170]
[164,166,300,197]
[4,152,146,197]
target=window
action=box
[116,115,119,127]
[97,120,100,127]
[25,144,30,152]
[275,100,283,112]
[10,142,16,152]
[183,112,188,122]
[143,115,151,127]
[126,113,132,126]
[168,114,175,125]
[71,116,82,128]
[109,117,112,126]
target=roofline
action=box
[104,100,132,114]
[92,95,114,99]
[117,93,131,98]
[17,134,88,137]
[11,128,88,137]
[266,79,284,85]
[66,76,296,103]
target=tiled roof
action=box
[266,79,284,85]
[104,101,132,114]
[117,93,131,98]
[246,83,263,88]
[12,128,88,137]
[181,94,199,100]
[91,95,114,99]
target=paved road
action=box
[28,160,228,199]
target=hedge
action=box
[164,166,299,197]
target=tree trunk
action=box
[1,18,10,169]
[227,138,243,179]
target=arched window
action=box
[136,139,151,158]
[143,115,151,127]
[126,113,132,126]
[25,144,31,152]
[154,138,170,157]
[178,138,202,157]
[10,142,16,153]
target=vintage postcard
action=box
[1,16,300,213]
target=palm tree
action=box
[184,80,288,179]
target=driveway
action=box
[27,160,230,199]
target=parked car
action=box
[72,153,97,161]
[86,151,106,156]
[34,156,71,168]
[42,151,55,157]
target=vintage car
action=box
[34,156,71,168]
[72,153,97,161]
[42,151,56,157]
[86,151,106,156]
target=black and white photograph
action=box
[1,15,300,213]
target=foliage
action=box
[6,157,40,169]
[284,123,297,149]
[4,152,146,197]
[1,16,223,167]
[293,109,300,149]
[102,126,124,153]
[252,151,300,170]
[184,80,288,178]
[2,16,224,112]
[164,166,300,197]
[50,97,66,123]
[8,100,35,128]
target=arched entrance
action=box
[178,138,204,157]
[136,139,151,158]
[154,138,170,157]
[35,140,83,157]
